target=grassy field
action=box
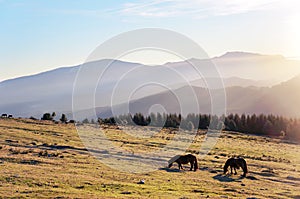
[1,118,300,198]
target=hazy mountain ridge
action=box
[214,51,283,59]
[1,52,300,118]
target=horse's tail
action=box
[223,158,231,174]
[194,156,198,171]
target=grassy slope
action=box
[0,118,300,198]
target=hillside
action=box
[0,59,141,117]
[98,75,300,118]
[0,118,300,198]
[0,52,299,118]
[211,51,299,81]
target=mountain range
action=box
[96,74,300,119]
[1,52,300,119]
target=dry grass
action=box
[0,118,300,198]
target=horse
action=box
[168,154,198,171]
[223,157,248,177]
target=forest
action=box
[98,112,300,141]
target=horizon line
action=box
[0,51,298,83]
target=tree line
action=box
[39,111,300,141]
[97,113,300,141]
[40,112,74,123]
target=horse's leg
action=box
[234,167,237,175]
[230,166,233,174]
[242,167,246,177]
[178,163,182,170]
[189,161,193,171]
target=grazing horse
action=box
[223,157,248,177]
[168,154,198,171]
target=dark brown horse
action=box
[168,154,198,171]
[223,157,248,177]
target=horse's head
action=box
[223,166,228,174]
[223,158,233,174]
[168,155,180,168]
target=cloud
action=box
[121,0,280,18]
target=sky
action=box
[0,0,300,81]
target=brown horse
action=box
[168,154,198,171]
[223,157,248,177]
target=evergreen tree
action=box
[149,113,157,126]
[156,112,164,127]
[41,113,52,121]
[262,120,274,134]
[82,118,89,124]
[227,119,237,131]
[52,112,56,119]
[60,114,67,123]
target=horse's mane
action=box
[168,155,181,164]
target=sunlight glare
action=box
[285,12,300,60]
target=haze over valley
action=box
[1,52,300,119]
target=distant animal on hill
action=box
[1,114,7,118]
[168,154,198,171]
[223,157,248,177]
[8,115,13,118]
